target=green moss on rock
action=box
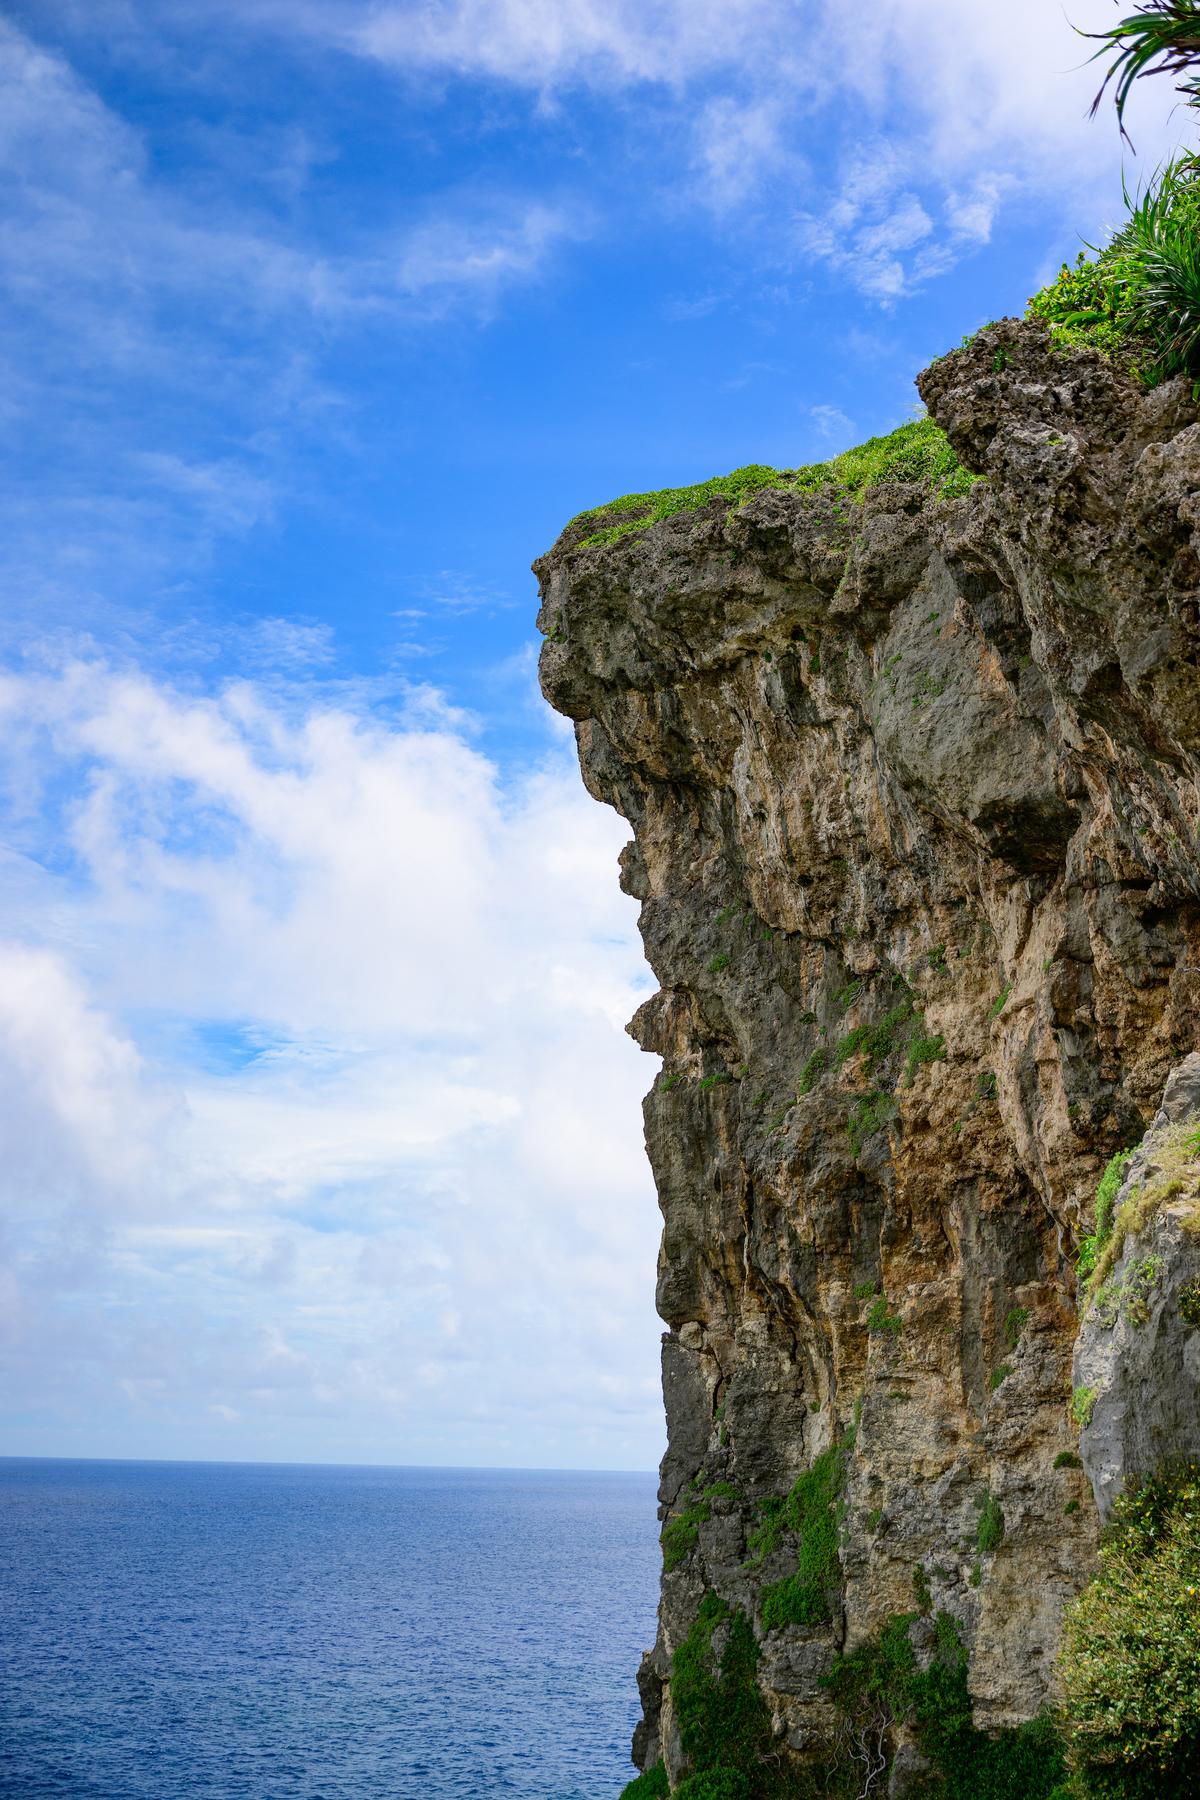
[567,417,977,550]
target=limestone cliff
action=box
[536,320,1200,1791]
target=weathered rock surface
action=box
[536,320,1200,1787]
[1075,1054,1200,1520]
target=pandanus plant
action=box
[1086,2,1200,136]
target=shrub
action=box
[866,1296,903,1336]
[1180,1277,1200,1326]
[1072,1386,1098,1430]
[990,1364,1013,1391]
[1055,1451,1083,1470]
[847,1091,898,1156]
[797,1048,828,1097]
[822,1610,1067,1799]
[662,1501,711,1571]
[1058,1462,1200,1798]
[620,1763,669,1799]
[674,1772,752,1800]
[671,1594,774,1796]
[749,1444,847,1631]
[708,953,731,974]
[976,1491,1005,1555]
[1027,158,1200,389]
[904,1028,947,1085]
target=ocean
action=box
[0,1459,660,1800]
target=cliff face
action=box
[536,321,1200,1787]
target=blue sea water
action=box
[0,1459,660,1800]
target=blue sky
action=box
[0,0,1185,1470]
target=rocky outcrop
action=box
[1074,1053,1200,1520]
[536,320,1200,1788]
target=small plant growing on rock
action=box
[990,1364,1013,1391]
[707,953,730,974]
[1054,1450,1082,1470]
[989,981,1012,1019]
[1180,1278,1200,1326]
[797,1047,828,1096]
[904,1028,946,1085]
[975,1491,1005,1555]
[662,1500,712,1571]
[847,1091,898,1156]
[866,1297,903,1336]
[1072,1385,1098,1430]
[1004,1305,1030,1347]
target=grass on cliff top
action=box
[1026,155,1200,387]
[567,415,978,550]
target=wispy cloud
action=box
[0,18,587,637]
[0,659,660,1464]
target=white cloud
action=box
[344,0,791,89]
[691,96,790,212]
[807,403,853,445]
[281,0,1187,297]
[0,662,662,1467]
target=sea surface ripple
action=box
[0,1458,659,1799]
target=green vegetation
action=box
[790,416,977,502]
[852,1280,879,1300]
[797,1048,828,1097]
[990,1364,1013,1391]
[619,1763,669,1800]
[1072,1385,1098,1430]
[698,1072,733,1092]
[708,953,731,974]
[847,1091,898,1156]
[1058,1460,1200,1797]
[1027,158,1200,390]
[1180,1277,1200,1325]
[988,982,1012,1019]
[749,1444,847,1634]
[912,1563,933,1614]
[904,1027,947,1084]
[976,1491,1005,1555]
[1076,1148,1134,1282]
[821,1610,1067,1799]
[1004,1305,1030,1348]
[662,1500,712,1572]
[865,1296,903,1336]
[567,417,977,550]
[670,1593,773,1798]
[1086,2,1200,132]
[1079,1124,1200,1319]
[1055,1451,1083,1470]
[833,997,914,1071]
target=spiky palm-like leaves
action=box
[1086,2,1200,134]
[1027,157,1200,387]
[1123,158,1200,378]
